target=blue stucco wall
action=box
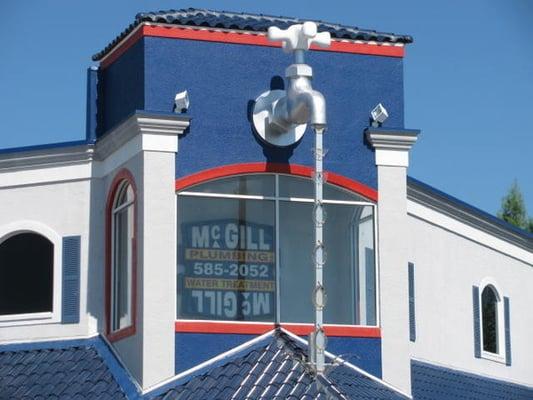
[98,39,145,137]
[328,337,382,378]
[85,67,98,142]
[98,37,405,189]
[99,38,399,380]
[175,332,381,377]
[145,38,404,189]
[175,333,254,374]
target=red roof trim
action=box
[100,24,404,68]
[175,321,381,338]
[175,162,378,202]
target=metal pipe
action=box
[312,125,327,373]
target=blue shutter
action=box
[504,296,512,366]
[62,236,81,324]
[408,262,416,342]
[472,285,481,358]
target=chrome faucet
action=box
[252,22,331,374]
[252,22,331,147]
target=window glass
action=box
[185,174,275,196]
[112,183,134,331]
[278,175,366,201]
[177,196,276,322]
[279,202,374,324]
[482,286,499,354]
[177,174,376,326]
[0,233,53,315]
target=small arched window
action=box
[0,233,53,316]
[481,285,499,354]
[106,170,137,340]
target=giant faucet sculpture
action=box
[252,21,331,146]
[252,21,331,373]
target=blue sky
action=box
[1,1,532,216]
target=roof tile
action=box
[0,340,128,400]
[150,330,408,400]
[412,360,533,400]
[93,7,412,61]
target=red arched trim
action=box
[175,163,378,202]
[105,169,138,342]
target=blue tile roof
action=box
[0,337,134,400]
[92,7,413,61]
[411,360,533,400]
[148,329,408,400]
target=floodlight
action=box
[370,103,389,126]
[174,90,190,113]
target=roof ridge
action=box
[136,7,401,37]
[93,8,413,61]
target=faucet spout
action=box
[289,87,326,129]
[269,64,327,133]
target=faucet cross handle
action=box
[268,21,331,53]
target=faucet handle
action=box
[268,22,331,53]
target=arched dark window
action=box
[0,233,53,315]
[111,181,135,332]
[106,169,137,341]
[481,285,499,354]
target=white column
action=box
[366,128,419,395]
[137,115,189,389]
[98,113,190,390]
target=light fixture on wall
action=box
[174,90,190,113]
[370,103,388,127]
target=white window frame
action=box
[110,181,135,333]
[479,277,506,364]
[177,173,380,328]
[0,220,62,326]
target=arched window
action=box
[106,170,137,340]
[481,285,500,354]
[0,233,53,316]
[176,173,376,326]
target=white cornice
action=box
[96,113,190,160]
[407,180,533,257]
[0,144,94,172]
[366,131,418,151]
[365,128,419,167]
[0,113,190,188]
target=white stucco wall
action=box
[109,150,177,390]
[0,176,101,342]
[377,166,411,395]
[0,114,187,391]
[97,114,184,390]
[408,202,533,386]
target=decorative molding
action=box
[365,127,420,167]
[96,112,191,161]
[0,112,191,188]
[0,144,94,172]
[407,179,533,253]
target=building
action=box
[0,8,532,399]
